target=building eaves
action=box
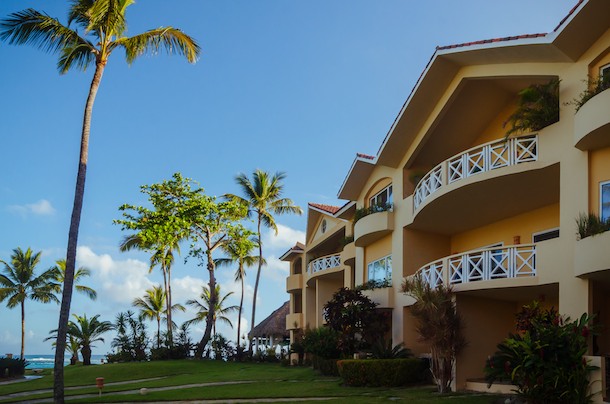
[308,202,341,215]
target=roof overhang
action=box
[337,155,376,200]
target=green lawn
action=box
[0,360,502,403]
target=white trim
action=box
[369,185,393,207]
[367,254,392,282]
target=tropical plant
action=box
[503,78,560,137]
[370,338,413,359]
[0,247,59,359]
[45,332,82,366]
[354,203,393,223]
[216,227,261,353]
[133,285,185,349]
[576,212,610,240]
[209,334,235,361]
[186,284,239,338]
[323,287,381,356]
[570,75,610,112]
[226,170,303,355]
[401,274,466,394]
[49,259,97,300]
[485,302,597,404]
[0,2,199,397]
[109,310,148,362]
[302,327,341,360]
[356,278,392,291]
[64,314,113,365]
[117,173,247,358]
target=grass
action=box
[0,360,502,403]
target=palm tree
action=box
[120,234,181,344]
[50,259,97,300]
[216,228,261,351]
[227,170,302,354]
[66,314,113,366]
[133,285,185,348]
[0,247,59,359]
[186,285,239,338]
[0,2,199,398]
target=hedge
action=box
[337,358,429,387]
[312,356,340,376]
[0,357,27,379]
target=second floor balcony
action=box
[417,244,537,289]
[413,135,538,212]
[308,253,342,275]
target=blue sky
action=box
[0,0,574,356]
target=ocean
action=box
[23,354,106,369]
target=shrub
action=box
[356,279,392,291]
[504,78,560,137]
[149,345,189,361]
[485,302,597,404]
[576,212,610,240]
[0,357,27,379]
[313,357,340,376]
[302,327,340,359]
[338,358,428,387]
[570,76,610,112]
[370,338,412,359]
[354,203,393,223]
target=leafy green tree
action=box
[50,259,97,301]
[0,247,59,359]
[0,1,199,397]
[227,170,302,354]
[63,314,113,365]
[117,173,247,358]
[216,227,261,350]
[186,284,239,338]
[401,275,466,394]
[133,285,185,348]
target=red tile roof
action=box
[309,202,341,214]
[554,0,584,32]
[356,153,375,160]
[436,33,547,51]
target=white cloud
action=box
[7,199,56,217]
[77,246,154,306]
[261,255,290,285]
[262,223,305,252]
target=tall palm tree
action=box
[227,170,302,354]
[216,228,261,350]
[0,2,199,398]
[0,247,59,359]
[133,285,185,348]
[120,234,181,344]
[66,313,113,366]
[50,259,97,300]
[186,284,239,338]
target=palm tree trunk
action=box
[195,246,217,358]
[161,263,172,345]
[166,264,174,346]
[249,216,263,356]
[20,300,25,360]
[54,60,106,403]
[237,265,244,357]
[81,345,92,366]
[156,315,161,349]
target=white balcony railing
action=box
[308,254,341,275]
[418,244,536,288]
[413,135,538,211]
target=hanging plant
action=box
[504,78,560,137]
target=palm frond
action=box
[58,41,97,73]
[113,26,200,65]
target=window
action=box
[601,63,610,83]
[367,255,392,282]
[370,185,392,207]
[533,228,560,243]
[601,181,610,222]
[321,219,327,233]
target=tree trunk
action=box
[237,264,244,358]
[166,262,173,346]
[195,247,217,358]
[81,345,92,366]
[54,60,106,403]
[156,315,161,349]
[248,216,263,356]
[20,301,25,360]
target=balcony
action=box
[286,313,303,330]
[340,241,356,266]
[354,210,394,247]
[361,286,394,308]
[574,88,610,150]
[286,273,303,292]
[308,253,342,275]
[414,135,538,212]
[416,244,537,289]
[575,231,610,278]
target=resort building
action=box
[283,0,610,398]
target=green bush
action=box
[354,203,393,223]
[485,302,597,404]
[302,327,340,359]
[570,76,610,112]
[338,358,428,387]
[312,357,340,376]
[0,357,27,378]
[576,212,610,240]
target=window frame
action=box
[369,185,393,208]
[600,180,610,222]
[532,227,560,243]
[600,63,610,81]
[367,254,392,283]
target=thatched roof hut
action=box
[248,301,290,341]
